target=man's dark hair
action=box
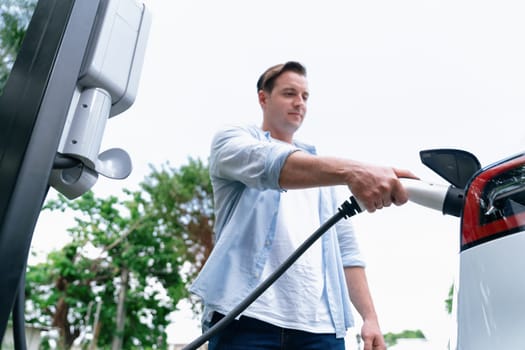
[256,61,307,93]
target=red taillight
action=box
[461,154,525,250]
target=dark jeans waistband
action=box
[208,312,344,350]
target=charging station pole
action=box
[0,0,100,342]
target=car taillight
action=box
[461,153,525,251]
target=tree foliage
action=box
[25,158,214,349]
[0,0,36,95]
[383,329,426,347]
[445,284,453,314]
[141,158,214,282]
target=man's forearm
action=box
[279,150,352,189]
[344,266,379,322]
[279,150,414,212]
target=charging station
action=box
[0,0,150,346]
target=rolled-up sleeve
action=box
[336,218,366,267]
[330,186,366,267]
[210,125,300,190]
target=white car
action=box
[418,149,525,349]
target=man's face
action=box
[260,71,309,141]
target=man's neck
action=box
[261,125,294,144]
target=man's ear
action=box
[258,90,267,107]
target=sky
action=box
[31,0,525,349]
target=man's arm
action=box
[279,151,417,212]
[345,266,386,350]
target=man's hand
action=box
[346,161,418,213]
[361,318,386,350]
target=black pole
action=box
[182,197,362,350]
[0,0,100,343]
[13,269,27,350]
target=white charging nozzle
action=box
[352,178,463,217]
[400,178,449,212]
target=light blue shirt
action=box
[189,124,366,338]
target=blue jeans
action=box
[207,312,345,350]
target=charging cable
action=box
[182,197,363,350]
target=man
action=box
[190,61,417,349]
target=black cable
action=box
[13,268,27,350]
[182,196,363,350]
[53,153,81,169]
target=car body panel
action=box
[456,152,525,349]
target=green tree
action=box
[141,158,214,284]
[445,284,453,314]
[383,329,426,347]
[0,0,36,95]
[25,158,214,349]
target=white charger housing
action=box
[50,0,151,199]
